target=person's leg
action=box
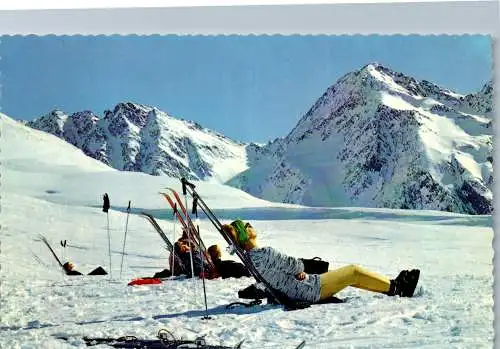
[319,264,391,299]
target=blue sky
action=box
[0,35,492,143]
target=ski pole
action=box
[171,203,177,278]
[107,213,112,279]
[192,197,211,317]
[195,220,211,320]
[186,229,198,309]
[181,186,198,308]
[103,193,112,279]
[119,201,131,279]
[60,239,67,264]
[30,248,47,267]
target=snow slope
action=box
[0,113,494,348]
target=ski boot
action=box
[386,269,420,297]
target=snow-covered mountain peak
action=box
[334,62,417,94]
[343,63,467,104]
[27,109,69,137]
[72,110,100,123]
[463,80,493,115]
[104,102,155,128]
[228,63,493,215]
[26,102,249,182]
[49,109,68,118]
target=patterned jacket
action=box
[247,246,321,303]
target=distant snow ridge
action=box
[27,102,248,182]
[227,63,493,215]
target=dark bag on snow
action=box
[152,268,172,278]
[88,266,107,275]
[300,257,329,274]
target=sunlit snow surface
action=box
[1,114,493,348]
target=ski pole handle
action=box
[181,177,196,195]
[102,193,110,213]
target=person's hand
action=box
[295,272,306,281]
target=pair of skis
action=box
[161,187,218,320]
[140,212,189,276]
[159,188,216,275]
[56,328,306,348]
[38,234,64,269]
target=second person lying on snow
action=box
[153,228,251,279]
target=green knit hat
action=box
[230,219,249,245]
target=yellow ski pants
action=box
[319,264,391,299]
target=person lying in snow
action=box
[63,262,108,276]
[222,220,420,304]
[153,243,249,280]
[63,262,82,275]
[207,244,251,279]
[153,229,211,278]
[175,229,212,277]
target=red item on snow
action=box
[127,278,162,286]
